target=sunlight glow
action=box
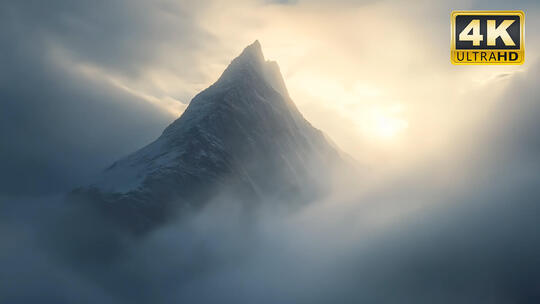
[366,105,409,140]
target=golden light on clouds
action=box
[72,0,534,167]
[364,105,409,140]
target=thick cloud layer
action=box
[0,1,195,195]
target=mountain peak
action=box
[217,40,290,99]
[237,40,263,63]
[242,40,263,58]
[220,40,265,78]
[78,40,348,233]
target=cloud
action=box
[0,48,173,195]
[3,0,540,195]
[2,0,216,77]
[0,0,220,195]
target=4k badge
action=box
[451,11,525,65]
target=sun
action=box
[366,106,409,140]
[372,115,408,139]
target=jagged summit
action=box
[164,40,296,139]
[75,41,348,233]
[217,40,289,99]
[219,40,265,79]
[239,40,264,61]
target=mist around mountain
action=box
[2,42,540,304]
[69,41,350,233]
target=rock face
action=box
[73,41,348,232]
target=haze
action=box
[1,0,540,303]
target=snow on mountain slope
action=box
[73,41,351,232]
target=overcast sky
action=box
[2,0,539,197]
[2,1,540,303]
[0,0,537,194]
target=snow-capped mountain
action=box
[74,41,349,232]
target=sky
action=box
[1,0,539,196]
[1,1,540,303]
